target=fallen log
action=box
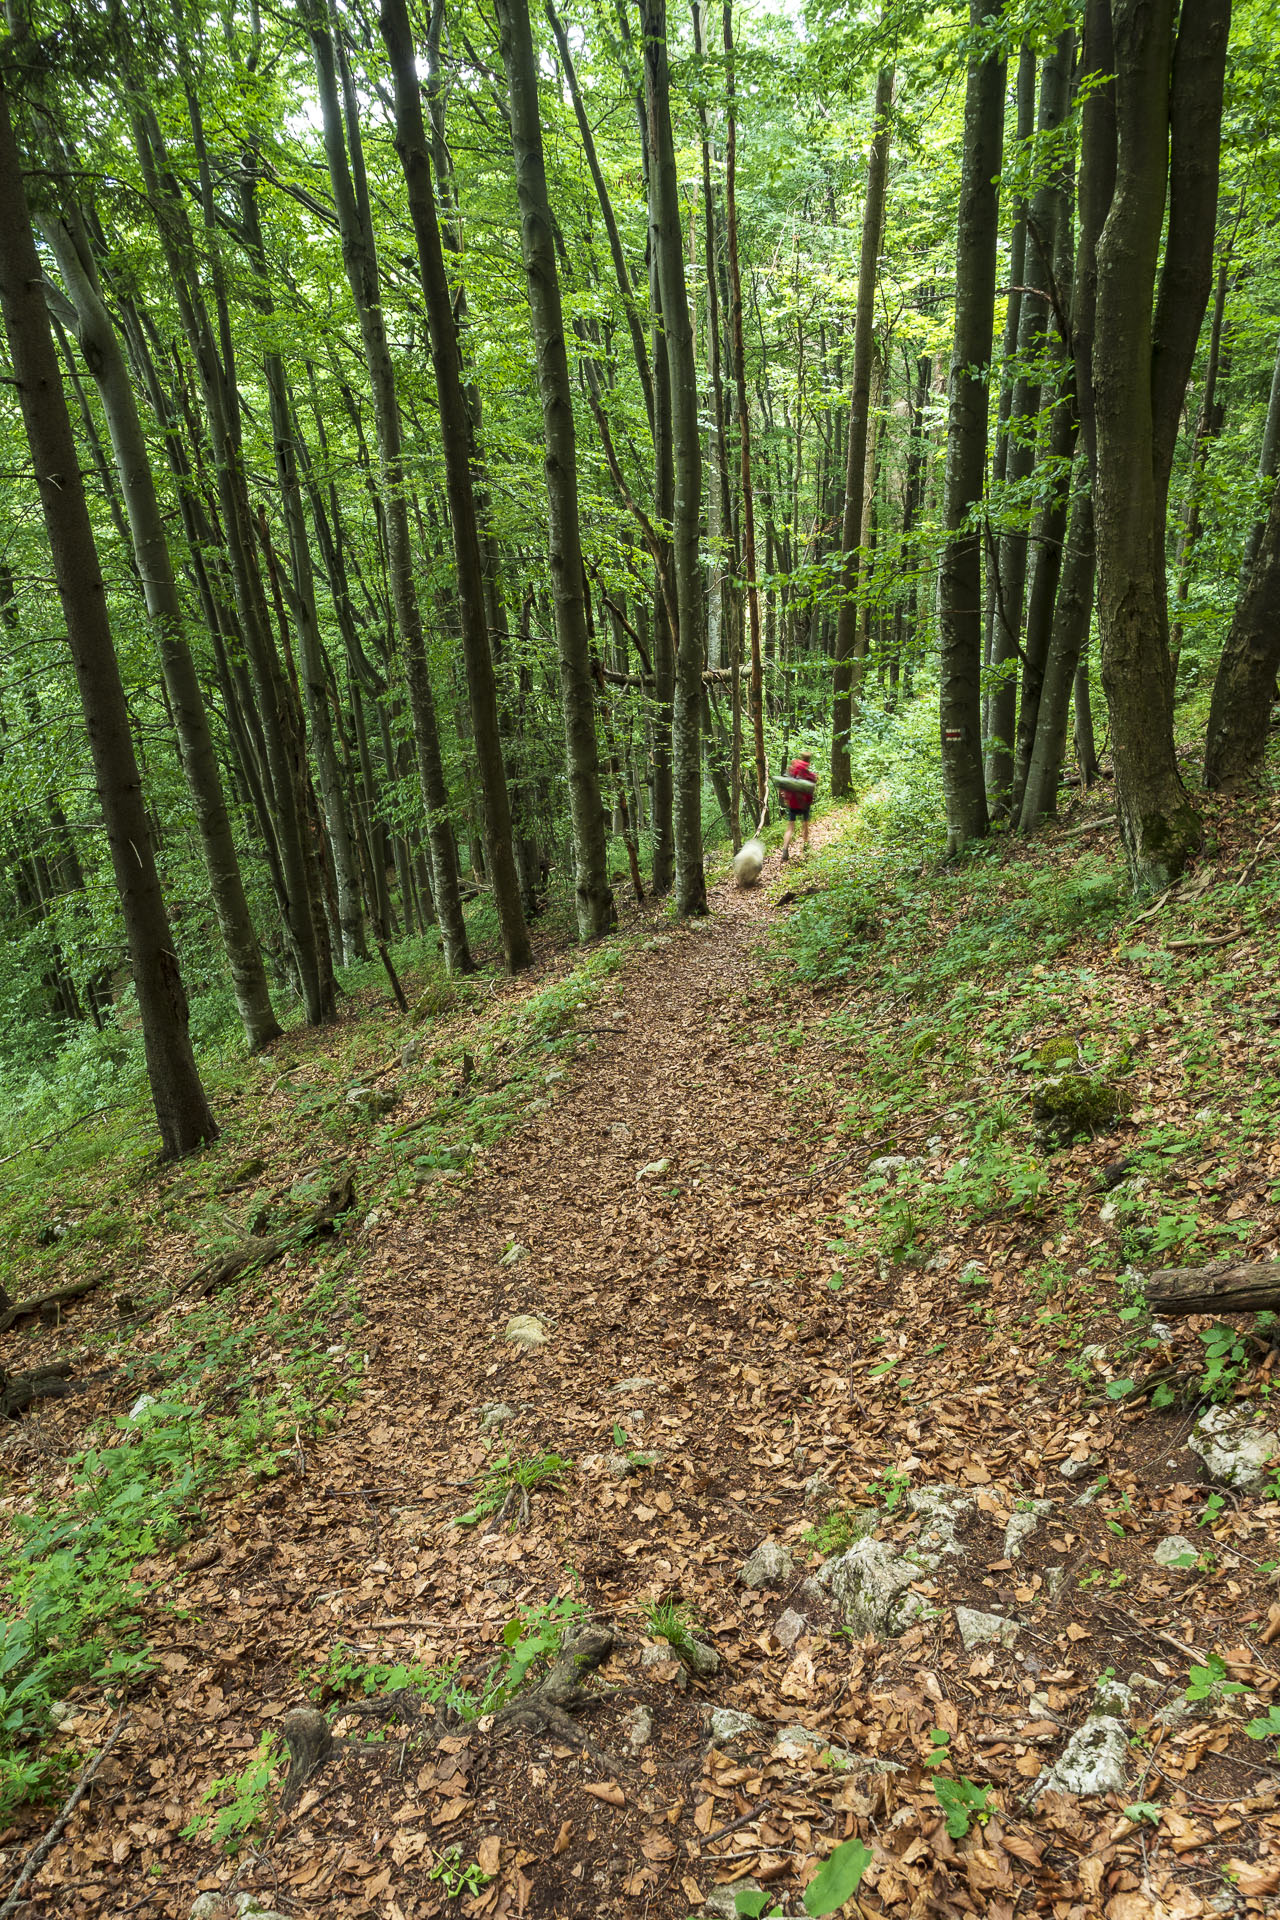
[1144,1259,1280,1318]
[0,1274,102,1336]
[186,1173,355,1298]
[1,1359,74,1419]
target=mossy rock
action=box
[414,978,459,1020]
[1034,1035,1081,1072]
[911,1030,941,1061]
[1033,1071,1129,1144]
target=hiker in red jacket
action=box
[781,754,817,862]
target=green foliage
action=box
[803,1837,874,1915]
[453,1451,573,1528]
[1197,1322,1249,1400]
[803,1508,876,1555]
[428,1845,494,1899]
[1123,1801,1163,1828]
[645,1599,698,1650]
[1185,1654,1247,1703]
[932,1771,995,1839]
[1245,1705,1280,1749]
[181,1734,279,1852]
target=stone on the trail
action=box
[190,1900,225,1920]
[865,1154,923,1180]
[814,1538,926,1639]
[400,1036,422,1068]
[1004,1501,1051,1560]
[773,1725,904,1775]
[740,1538,792,1590]
[704,1883,760,1919]
[503,1314,548,1350]
[803,1471,838,1509]
[1094,1674,1133,1717]
[1153,1533,1198,1569]
[677,1637,721,1679]
[625,1704,653,1753]
[773,1607,807,1649]
[1033,1071,1127,1144]
[709,1706,767,1744]
[1030,1715,1128,1801]
[906,1486,972,1568]
[345,1083,398,1118]
[604,1448,661,1479]
[1188,1403,1280,1490]
[1059,1452,1098,1482]
[636,1157,670,1183]
[732,837,765,888]
[478,1402,516,1433]
[127,1393,160,1424]
[234,1900,291,1920]
[499,1242,525,1267]
[609,1375,659,1395]
[955,1606,1019,1652]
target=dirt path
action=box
[88,827,862,1920]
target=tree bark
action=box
[1169,250,1232,676]
[640,0,706,916]
[938,0,1005,854]
[831,61,894,798]
[1145,1260,1280,1318]
[1092,0,1228,889]
[0,76,217,1157]
[1203,470,1280,789]
[493,0,616,943]
[41,209,282,1052]
[307,0,475,974]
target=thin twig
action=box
[0,1716,129,1920]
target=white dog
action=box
[732,837,765,887]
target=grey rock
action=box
[955,1606,1018,1652]
[345,1083,397,1117]
[609,1376,659,1395]
[1094,1675,1133,1717]
[499,1242,525,1267]
[865,1154,923,1180]
[606,1448,661,1479]
[127,1393,160,1424]
[803,1472,838,1509]
[678,1637,721,1679]
[625,1704,653,1753]
[772,1726,903,1776]
[709,1706,766,1744]
[1188,1403,1280,1490]
[741,1538,792,1591]
[1153,1534,1197,1569]
[636,1157,670,1183]
[479,1402,516,1433]
[773,1607,807,1650]
[1030,1715,1128,1800]
[814,1538,926,1639]
[1004,1501,1051,1561]
[704,1883,760,1919]
[190,1900,225,1920]
[907,1485,972,1568]
[400,1037,422,1068]
[235,1901,291,1920]
[503,1314,548,1349]
[1059,1453,1097,1482]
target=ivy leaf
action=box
[803,1837,873,1915]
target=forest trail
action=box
[36,802,1280,1920]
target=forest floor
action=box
[4,771,1280,1920]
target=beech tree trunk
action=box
[640,0,706,916]
[494,0,615,942]
[1092,0,1229,889]
[1203,473,1280,789]
[308,0,475,974]
[831,61,894,798]
[41,209,282,1053]
[0,78,217,1156]
[938,0,1005,854]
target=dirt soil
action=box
[5,809,1280,1920]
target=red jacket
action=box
[784,758,816,812]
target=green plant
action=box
[866,1466,910,1512]
[1197,1322,1248,1400]
[1122,1802,1162,1828]
[933,1772,994,1839]
[181,1733,279,1852]
[453,1451,573,1528]
[803,1508,875,1555]
[1185,1653,1247,1704]
[646,1598,698,1652]
[428,1845,494,1900]
[804,1837,873,1915]
[1245,1705,1280,1751]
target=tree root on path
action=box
[486,1626,627,1775]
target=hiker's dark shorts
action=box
[786,804,812,821]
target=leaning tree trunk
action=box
[1092,0,1229,889]
[640,0,706,917]
[41,208,282,1052]
[307,0,475,973]
[830,60,893,798]
[378,0,531,971]
[0,78,217,1157]
[493,0,615,943]
[723,0,768,821]
[1240,330,1280,585]
[938,0,1005,854]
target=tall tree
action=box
[493,0,616,943]
[639,0,707,916]
[938,0,1005,854]
[0,73,217,1156]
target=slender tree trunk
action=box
[640,0,706,915]
[938,0,1005,853]
[0,78,217,1156]
[1092,0,1228,887]
[494,0,615,941]
[1203,478,1280,789]
[41,210,282,1052]
[987,33,1071,813]
[1240,330,1280,584]
[831,61,894,796]
[307,0,476,972]
[722,0,768,819]
[1169,251,1232,675]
